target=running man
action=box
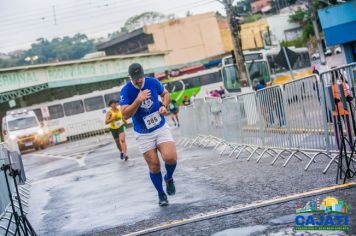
[105,100,128,161]
[169,99,180,127]
[120,63,177,206]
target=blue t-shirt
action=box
[119,77,166,133]
[255,84,266,91]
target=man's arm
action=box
[158,89,170,115]
[121,101,140,120]
[160,89,171,107]
[121,89,151,120]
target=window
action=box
[104,92,120,107]
[84,96,105,112]
[244,53,263,61]
[166,81,184,93]
[48,104,64,120]
[222,65,241,92]
[223,57,234,66]
[198,72,222,86]
[32,109,43,122]
[8,117,38,131]
[246,61,271,84]
[185,77,201,89]
[267,55,288,74]
[63,100,85,116]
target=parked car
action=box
[324,48,332,56]
[311,52,320,60]
[334,46,342,54]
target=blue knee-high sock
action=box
[165,162,177,180]
[149,172,164,194]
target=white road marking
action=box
[124,182,356,236]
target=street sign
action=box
[8,100,16,108]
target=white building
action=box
[266,12,303,44]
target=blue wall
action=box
[318,1,356,47]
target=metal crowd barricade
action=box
[179,61,356,174]
[255,86,288,148]
[319,63,356,173]
[319,63,356,152]
[66,118,109,144]
[178,105,196,146]
[221,96,242,143]
[190,98,211,147]
[205,97,224,140]
[282,75,330,151]
[238,92,263,146]
[221,96,254,158]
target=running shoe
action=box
[158,192,169,206]
[124,154,128,161]
[165,176,176,196]
[120,152,124,160]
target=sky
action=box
[0,0,226,53]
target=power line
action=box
[0,0,218,50]
[0,0,209,28]
[0,0,157,28]
[0,0,214,32]
[0,0,127,22]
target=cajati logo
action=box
[294,197,350,231]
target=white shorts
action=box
[134,125,175,154]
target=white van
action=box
[2,110,49,152]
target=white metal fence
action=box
[179,63,356,173]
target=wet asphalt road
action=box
[22,128,355,236]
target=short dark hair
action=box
[108,100,118,107]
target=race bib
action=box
[143,111,161,129]
[115,120,121,127]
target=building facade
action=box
[318,1,356,63]
[97,12,232,67]
[96,11,303,66]
[239,13,302,50]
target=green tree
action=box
[233,0,252,14]
[123,11,175,32]
[108,26,129,39]
[0,33,95,69]
[288,7,313,43]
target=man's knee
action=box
[165,155,177,164]
[163,150,177,164]
[149,162,160,173]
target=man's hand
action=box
[159,105,168,115]
[136,89,151,102]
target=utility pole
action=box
[308,0,326,65]
[52,5,57,25]
[219,0,249,87]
